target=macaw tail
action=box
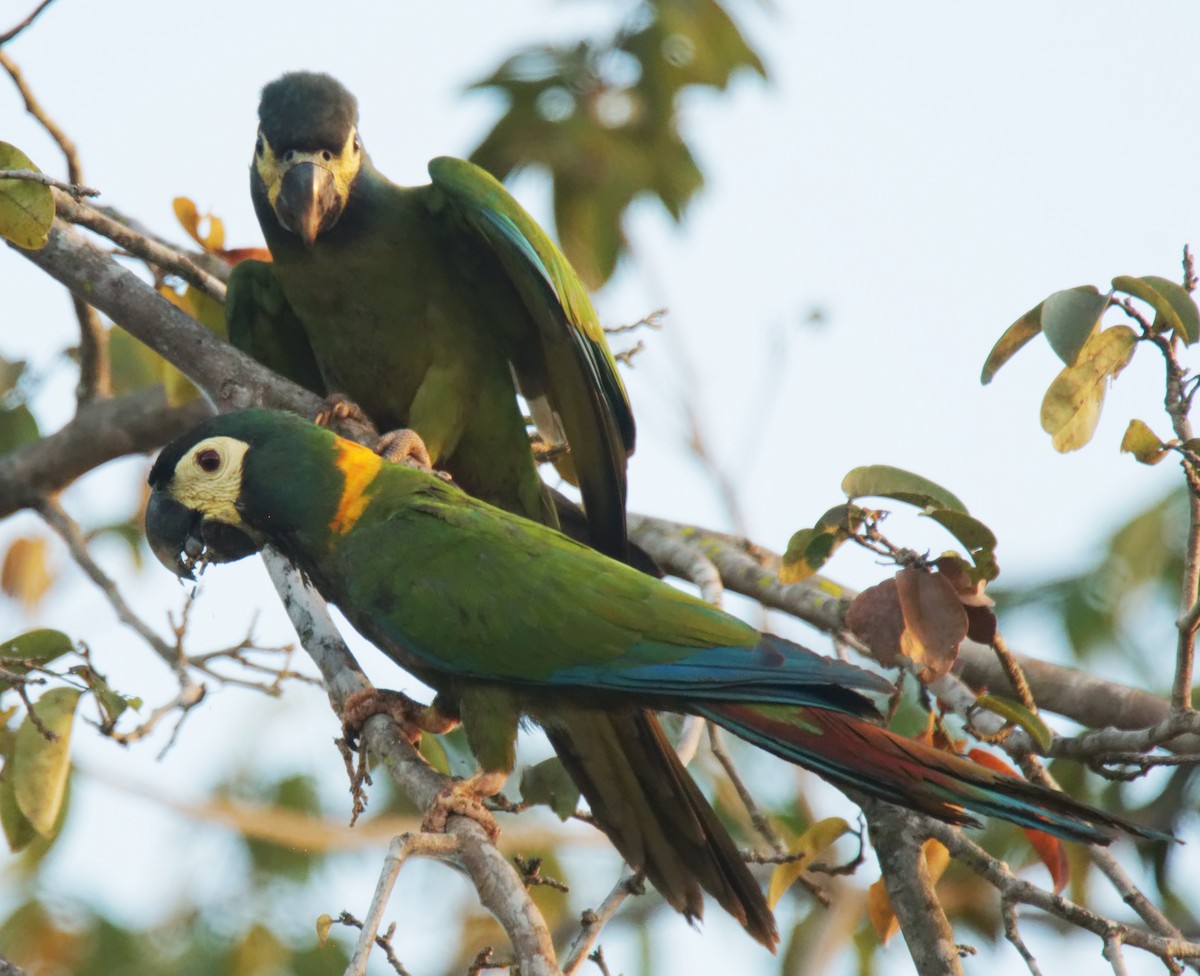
[699,703,1168,844]
[541,707,779,949]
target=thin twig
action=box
[52,191,227,302]
[0,0,58,46]
[0,51,107,399]
[36,498,182,672]
[603,308,665,336]
[991,633,1037,712]
[0,49,81,184]
[706,724,785,853]
[0,168,97,197]
[1002,897,1044,976]
[1103,931,1130,976]
[342,833,459,976]
[561,869,643,976]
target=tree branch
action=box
[9,220,314,415]
[866,802,963,976]
[0,387,211,519]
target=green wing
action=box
[331,479,753,684]
[226,260,327,395]
[428,156,635,559]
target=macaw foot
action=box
[422,769,509,842]
[314,393,380,442]
[341,687,458,748]
[375,428,455,482]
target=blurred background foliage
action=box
[0,0,1194,973]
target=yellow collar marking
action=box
[329,438,383,536]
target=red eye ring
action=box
[196,449,221,473]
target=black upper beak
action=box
[275,161,340,246]
[146,491,261,580]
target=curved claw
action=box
[422,770,509,841]
[314,394,380,443]
[341,688,458,748]
[375,428,455,482]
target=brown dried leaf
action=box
[895,567,968,681]
[965,604,998,645]
[933,555,994,607]
[845,577,905,668]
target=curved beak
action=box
[146,491,260,580]
[274,161,341,246]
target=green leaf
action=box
[842,465,968,513]
[1113,274,1199,345]
[981,300,1043,384]
[12,687,80,837]
[0,778,37,852]
[0,143,54,249]
[519,756,580,820]
[923,510,999,581]
[1041,285,1108,366]
[1039,325,1137,452]
[974,694,1054,752]
[0,629,73,693]
[0,404,39,456]
[1120,419,1168,465]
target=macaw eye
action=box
[255,134,264,157]
[284,149,296,163]
[321,149,332,162]
[196,449,222,473]
[352,135,361,153]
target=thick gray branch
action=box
[0,387,210,518]
[866,801,963,976]
[9,220,316,414]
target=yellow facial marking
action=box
[329,437,383,536]
[170,436,251,525]
[255,128,361,212]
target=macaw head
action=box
[145,413,273,579]
[252,72,364,246]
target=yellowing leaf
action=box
[1113,274,1199,345]
[1,536,53,610]
[315,914,334,948]
[12,687,81,837]
[781,525,844,583]
[767,816,851,907]
[0,142,54,249]
[867,839,949,944]
[981,300,1043,384]
[1121,419,1168,465]
[173,196,225,252]
[1040,325,1137,452]
[974,694,1054,752]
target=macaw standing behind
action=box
[226,71,634,558]
[146,411,1163,949]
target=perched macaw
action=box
[226,71,634,559]
[146,410,1164,948]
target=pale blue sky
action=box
[2,2,1198,973]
